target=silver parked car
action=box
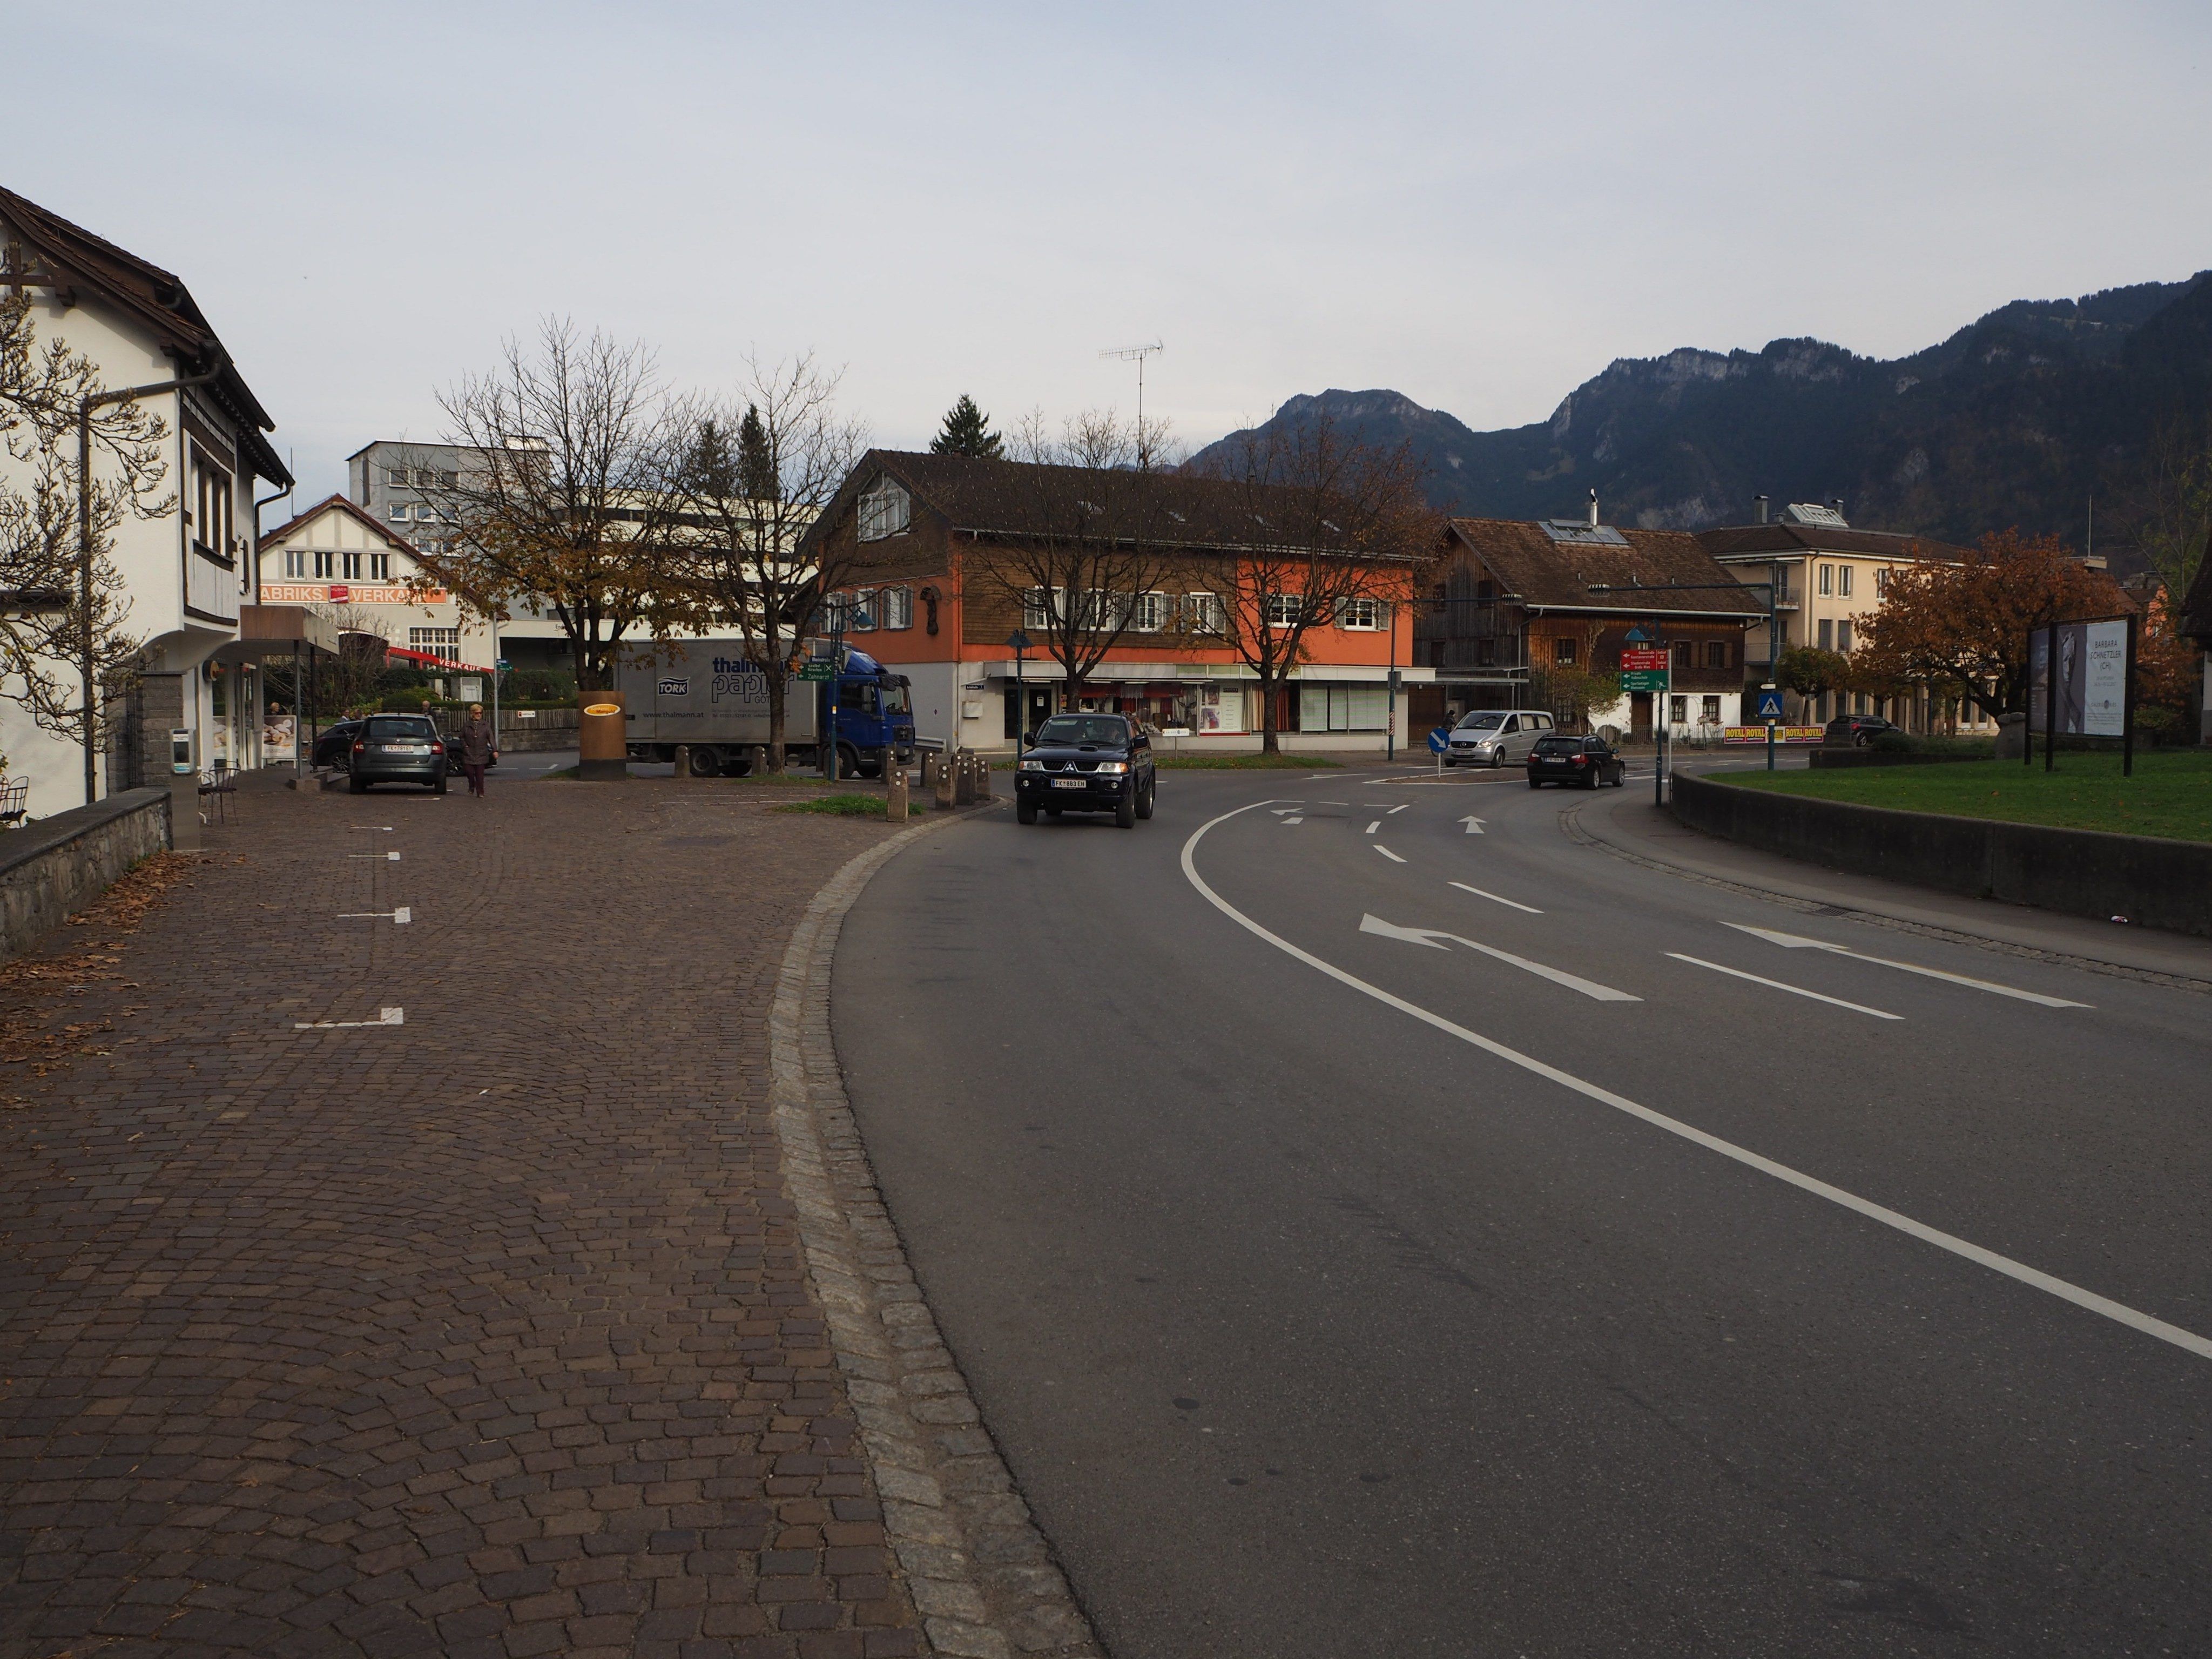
[1445,709,1557,767]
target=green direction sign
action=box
[1620,669,1668,692]
[494,658,511,671]
[797,661,834,682]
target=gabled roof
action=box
[1444,517,1765,619]
[1697,522,1968,562]
[259,493,425,556]
[0,185,289,487]
[812,449,1426,559]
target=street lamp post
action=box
[1007,630,1031,761]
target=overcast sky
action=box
[15,1,2212,502]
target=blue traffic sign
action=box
[1427,726,1450,754]
[1755,690,1785,721]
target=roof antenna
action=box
[1100,341,1164,469]
[1587,487,1599,529]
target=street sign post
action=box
[1621,647,1671,802]
[797,660,834,682]
[1007,630,1031,761]
[495,657,511,672]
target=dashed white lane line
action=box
[336,906,412,924]
[1282,816,1304,825]
[347,851,401,861]
[1387,803,1410,814]
[349,825,395,832]
[1723,923,2091,1009]
[1365,820,1381,834]
[1182,799,2211,1365]
[1668,953,1900,1020]
[1373,845,1406,863]
[1448,880,1543,915]
[294,1007,405,1030]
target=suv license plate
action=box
[1051,777,1087,790]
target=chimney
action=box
[1587,488,1599,529]
[1755,494,1769,525]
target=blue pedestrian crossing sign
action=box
[1755,689,1785,721]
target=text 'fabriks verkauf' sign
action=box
[259,583,448,606]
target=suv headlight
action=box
[1019,758,1045,772]
[1095,761,1129,774]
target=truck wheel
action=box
[688,747,720,778]
[729,750,754,778]
[1116,791,1137,829]
[839,743,868,779]
[1016,799,1037,824]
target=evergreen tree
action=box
[930,394,1003,459]
[737,403,779,502]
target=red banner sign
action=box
[1620,648,1669,672]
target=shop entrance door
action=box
[1630,692,1652,742]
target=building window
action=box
[1874,567,1890,596]
[1184,592,1224,634]
[1023,588,1063,630]
[314,550,335,579]
[1839,565,1854,598]
[1837,619,1853,651]
[1669,695,1688,723]
[1817,618,1833,651]
[409,626,460,664]
[1266,594,1304,628]
[339,551,361,580]
[1336,596,1385,631]
[858,479,911,542]
[388,503,410,521]
[1131,592,1168,633]
[848,590,878,631]
[385,466,407,486]
[1552,636,1577,665]
[880,585,913,630]
[190,453,233,558]
[284,549,307,578]
[1702,694,1721,725]
[1704,640,1728,670]
[369,553,392,581]
[1818,563,1833,596]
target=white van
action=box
[1444,709,1555,767]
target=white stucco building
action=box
[258,495,497,674]
[0,186,289,819]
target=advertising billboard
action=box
[2028,619,2129,737]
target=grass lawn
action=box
[772,793,921,818]
[1154,753,1341,770]
[1721,750,2212,844]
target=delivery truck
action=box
[616,639,916,777]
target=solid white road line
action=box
[294,1007,405,1030]
[336,907,412,924]
[347,852,402,861]
[1181,800,2212,1365]
[1366,821,1381,834]
[1360,914,1640,1001]
[350,825,395,832]
[1448,880,1543,915]
[1319,800,1351,806]
[1668,953,1901,1019]
[1723,923,2091,1009]
[1373,845,1407,863]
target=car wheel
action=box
[1583,770,1600,789]
[348,774,368,794]
[434,773,448,794]
[1016,799,1038,824]
[1443,757,1457,768]
[1491,750,1504,768]
[1527,778,1543,788]
[1135,777,1155,820]
[1116,790,1137,829]
[1854,732,1871,747]
[689,747,721,778]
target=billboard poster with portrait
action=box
[263,710,298,763]
[2028,619,2129,737]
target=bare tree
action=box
[968,410,1192,714]
[414,318,685,692]
[0,292,166,759]
[1185,410,1437,753]
[667,355,867,770]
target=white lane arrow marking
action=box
[1373,845,1407,863]
[1360,913,1640,1001]
[1448,880,1543,915]
[294,1007,406,1030]
[1270,806,1303,815]
[1459,816,1486,834]
[1722,923,2090,1008]
[1667,954,1900,1019]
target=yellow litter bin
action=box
[578,692,628,781]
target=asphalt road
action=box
[831,759,2212,1657]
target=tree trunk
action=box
[1258,666,1281,754]
[572,633,597,696]
[764,658,788,773]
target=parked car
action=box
[1445,709,1557,767]
[1823,713,1897,747]
[346,714,449,793]
[1015,714,1155,827]
[310,718,365,769]
[1527,733,1626,788]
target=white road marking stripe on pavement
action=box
[347,851,402,860]
[294,1007,405,1030]
[1362,913,1640,1001]
[1373,845,1406,863]
[1387,803,1410,814]
[1667,953,1900,1019]
[1366,821,1381,834]
[350,825,395,832]
[1723,923,2091,1008]
[1183,801,2212,1364]
[1319,800,1351,805]
[336,907,412,923]
[1282,816,1303,825]
[1448,881,1543,915]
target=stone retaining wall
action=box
[0,788,171,962]
[1671,772,2212,938]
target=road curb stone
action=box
[769,804,1107,1659]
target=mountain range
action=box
[1190,274,2212,564]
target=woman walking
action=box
[458,703,495,797]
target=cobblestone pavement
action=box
[0,775,928,1659]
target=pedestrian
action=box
[458,703,495,797]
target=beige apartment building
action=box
[1699,503,1991,732]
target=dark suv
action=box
[347,714,450,793]
[1015,714,1155,827]
[1823,713,1896,747]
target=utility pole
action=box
[1099,341,1164,468]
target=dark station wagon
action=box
[1526,733,1627,788]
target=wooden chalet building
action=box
[1415,509,1764,741]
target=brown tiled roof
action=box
[259,493,425,554]
[0,185,289,486]
[1445,517,1766,619]
[813,449,1425,559]
[1697,523,1969,561]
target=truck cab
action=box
[825,648,915,776]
